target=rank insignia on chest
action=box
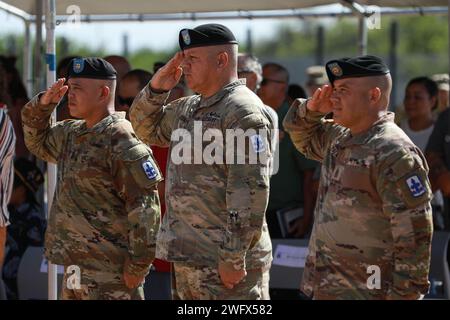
[406,175,426,198]
[202,112,221,122]
[142,161,158,180]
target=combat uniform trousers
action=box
[172,262,270,300]
[61,267,144,300]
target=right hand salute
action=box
[150,51,184,92]
[40,78,68,105]
[306,84,333,114]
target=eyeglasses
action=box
[118,96,135,106]
[261,78,286,86]
[237,69,253,74]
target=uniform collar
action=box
[76,112,126,135]
[198,79,245,110]
[340,112,395,146]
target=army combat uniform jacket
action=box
[130,80,273,271]
[283,99,433,300]
[22,94,162,278]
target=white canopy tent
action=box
[0,0,447,96]
[0,0,447,15]
[0,0,448,300]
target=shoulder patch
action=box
[395,167,431,208]
[382,149,432,208]
[142,160,158,180]
[405,175,426,198]
[250,134,266,153]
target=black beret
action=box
[68,57,117,80]
[179,23,238,51]
[14,158,44,193]
[325,55,389,84]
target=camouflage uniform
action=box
[173,263,270,300]
[130,79,273,299]
[61,268,144,300]
[22,94,162,300]
[283,99,433,300]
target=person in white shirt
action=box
[400,76,444,229]
[400,76,438,151]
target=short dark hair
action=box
[0,55,29,102]
[123,69,153,90]
[407,76,439,99]
[406,77,439,109]
[153,62,165,74]
[0,62,12,106]
[288,84,307,100]
[263,62,289,83]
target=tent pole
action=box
[23,20,33,97]
[358,16,368,55]
[389,20,398,110]
[33,0,43,95]
[341,1,368,55]
[45,0,58,300]
[316,25,325,65]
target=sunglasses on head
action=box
[118,96,135,106]
[261,78,286,86]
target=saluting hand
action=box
[150,52,184,92]
[306,84,333,114]
[40,78,68,105]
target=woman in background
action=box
[400,76,444,229]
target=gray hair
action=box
[238,53,263,89]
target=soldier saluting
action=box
[22,57,162,300]
[284,55,433,300]
[130,24,274,299]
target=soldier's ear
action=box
[369,87,381,104]
[217,51,228,69]
[99,85,110,100]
